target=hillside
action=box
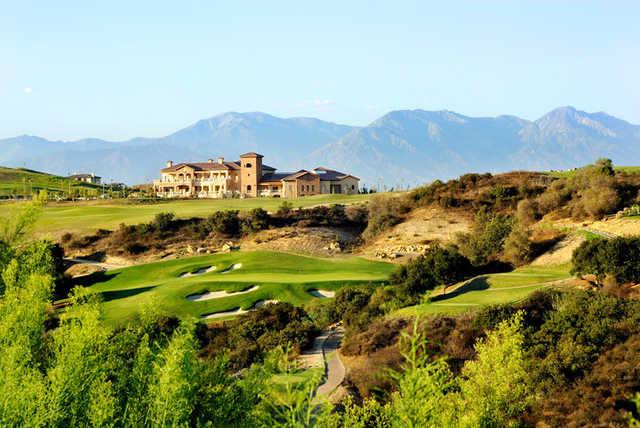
[0,166,101,198]
[2,107,640,186]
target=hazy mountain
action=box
[308,106,640,188]
[0,112,355,184]
[1,107,639,186]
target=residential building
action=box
[69,173,101,184]
[153,152,359,198]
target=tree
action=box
[390,245,472,299]
[148,325,198,426]
[387,323,454,427]
[453,312,531,427]
[457,207,514,266]
[502,223,533,266]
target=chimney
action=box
[208,159,213,163]
[166,160,173,168]
[217,157,224,164]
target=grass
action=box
[26,193,376,237]
[71,250,394,326]
[394,264,572,317]
[548,165,640,178]
[0,166,101,197]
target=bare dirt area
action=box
[530,234,585,267]
[587,216,640,237]
[240,226,358,257]
[362,207,472,261]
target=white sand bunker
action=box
[254,299,279,308]
[179,266,216,278]
[187,285,259,302]
[308,289,335,298]
[201,299,280,320]
[202,308,248,320]
[220,263,243,274]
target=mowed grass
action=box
[0,166,100,197]
[394,264,572,317]
[28,193,375,237]
[73,250,394,326]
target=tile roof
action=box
[313,167,360,181]
[259,172,292,182]
[282,170,319,181]
[161,161,240,172]
[239,152,264,158]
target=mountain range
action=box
[2,106,639,187]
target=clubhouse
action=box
[153,152,360,198]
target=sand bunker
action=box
[202,308,248,319]
[179,266,216,278]
[187,285,259,302]
[254,299,279,308]
[220,263,243,274]
[201,299,280,320]
[308,289,335,298]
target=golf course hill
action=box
[0,165,102,198]
[70,250,394,326]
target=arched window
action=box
[245,163,252,168]
[247,185,252,191]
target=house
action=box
[153,152,359,198]
[69,173,101,184]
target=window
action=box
[311,185,315,192]
[247,185,252,191]
[352,185,355,190]
[245,163,252,168]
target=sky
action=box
[1,0,639,141]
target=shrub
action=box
[362,195,412,240]
[457,207,514,266]
[501,223,533,266]
[152,212,175,232]
[241,208,270,234]
[206,210,240,237]
[390,245,473,299]
[571,237,640,285]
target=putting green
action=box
[73,250,394,326]
[393,264,572,317]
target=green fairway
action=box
[28,193,375,237]
[72,250,393,326]
[394,264,571,317]
[0,166,101,197]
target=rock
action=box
[196,247,208,254]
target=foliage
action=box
[456,207,514,266]
[390,245,473,299]
[362,195,412,240]
[452,311,531,427]
[241,207,270,234]
[501,222,533,266]
[571,237,640,285]
[386,322,454,427]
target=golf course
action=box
[394,264,572,317]
[28,193,375,237]
[73,250,394,325]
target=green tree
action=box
[387,323,454,427]
[453,312,531,427]
[148,324,198,426]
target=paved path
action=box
[581,227,617,239]
[315,327,345,397]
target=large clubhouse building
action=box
[153,152,360,198]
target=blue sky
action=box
[1,0,638,140]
